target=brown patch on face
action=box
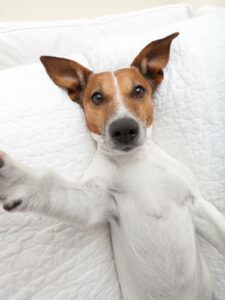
[114,68,153,127]
[82,72,118,134]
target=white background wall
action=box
[0,0,225,21]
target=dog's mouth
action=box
[111,141,141,152]
[121,145,136,152]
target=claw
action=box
[3,200,22,211]
[0,159,5,168]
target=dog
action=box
[0,32,224,300]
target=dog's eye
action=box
[133,85,146,98]
[91,92,105,105]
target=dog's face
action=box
[81,67,153,152]
[41,32,178,152]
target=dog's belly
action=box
[110,157,213,300]
[111,207,210,300]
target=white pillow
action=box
[0,4,193,70]
[84,10,225,298]
[0,55,122,300]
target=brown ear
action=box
[40,56,92,105]
[131,32,179,89]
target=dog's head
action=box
[41,33,178,153]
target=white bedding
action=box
[0,5,225,300]
[0,4,193,70]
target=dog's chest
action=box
[113,156,193,217]
[110,157,198,300]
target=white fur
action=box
[110,72,133,120]
[111,72,124,109]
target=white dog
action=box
[0,33,224,300]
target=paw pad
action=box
[3,200,22,211]
[0,151,6,159]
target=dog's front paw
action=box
[3,199,23,211]
[0,151,30,212]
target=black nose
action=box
[109,118,139,144]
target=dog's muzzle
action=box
[109,117,140,151]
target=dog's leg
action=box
[193,194,225,257]
[0,151,115,227]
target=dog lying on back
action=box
[0,33,224,300]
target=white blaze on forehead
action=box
[110,72,139,121]
[111,72,127,112]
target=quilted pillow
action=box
[0,55,121,300]
[0,4,193,69]
[84,10,225,298]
